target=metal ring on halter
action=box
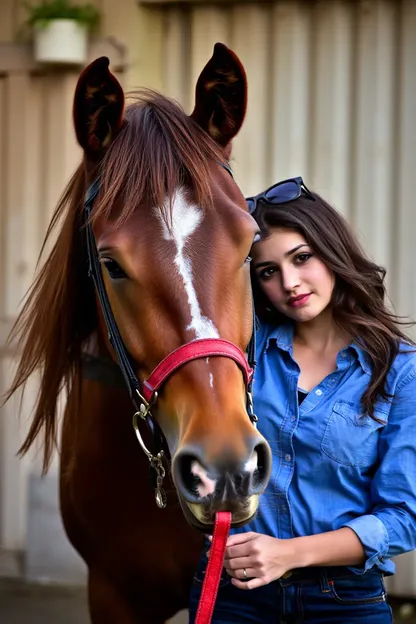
[132,411,164,464]
[243,568,247,579]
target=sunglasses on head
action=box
[245,176,315,215]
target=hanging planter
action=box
[22,1,101,66]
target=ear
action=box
[73,56,124,159]
[191,42,247,147]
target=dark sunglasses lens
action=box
[265,180,300,204]
[246,198,256,214]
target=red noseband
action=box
[142,338,253,404]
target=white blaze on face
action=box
[159,188,219,340]
[206,357,214,388]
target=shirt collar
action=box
[264,321,371,375]
[265,321,295,353]
[348,342,372,375]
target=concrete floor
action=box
[2,578,416,624]
[0,579,187,624]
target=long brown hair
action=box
[2,91,223,472]
[252,192,415,419]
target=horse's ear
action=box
[73,56,124,158]
[191,43,247,147]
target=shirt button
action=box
[285,454,291,462]
[315,389,322,396]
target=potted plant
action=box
[22,0,101,65]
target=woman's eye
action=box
[259,267,276,280]
[295,253,312,264]
[102,259,127,280]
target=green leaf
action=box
[22,0,101,32]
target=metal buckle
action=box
[134,388,158,420]
[132,390,166,508]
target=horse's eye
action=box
[102,259,127,280]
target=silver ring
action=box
[243,568,247,579]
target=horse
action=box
[4,43,272,623]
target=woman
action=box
[189,178,416,623]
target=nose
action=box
[172,436,271,505]
[281,265,300,292]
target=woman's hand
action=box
[208,527,366,590]
[218,532,297,590]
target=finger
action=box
[223,556,251,571]
[207,547,248,562]
[224,544,252,561]
[225,532,255,547]
[231,577,266,590]
[228,567,256,580]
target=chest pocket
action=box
[321,400,387,467]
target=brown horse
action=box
[4,44,272,623]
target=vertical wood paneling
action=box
[43,75,72,228]
[189,6,230,113]
[269,1,312,185]
[4,73,31,317]
[101,0,157,91]
[351,0,397,279]
[0,353,38,550]
[0,80,5,318]
[0,0,16,42]
[20,77,43,295]
[395,0,416,321]
[0,356,26,549]
[164,7,190,107]
[229,4,270,195]
[309,0,354,216]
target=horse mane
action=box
[2,90,224,473]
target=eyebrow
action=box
[253,244,309,269]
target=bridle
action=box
[83,165,257,509]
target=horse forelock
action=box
[91,89,224,227]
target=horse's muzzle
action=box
[172,438,271,530]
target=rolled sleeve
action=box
[344,362,416,574]
[343,514,390,574]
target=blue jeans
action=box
[188,553,393,623]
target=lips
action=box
[288,293,312,307]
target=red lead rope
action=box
[195,511,232,624]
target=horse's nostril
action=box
[252,441,271,490]
[174,452,217,501]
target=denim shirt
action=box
[237,321,416,575]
